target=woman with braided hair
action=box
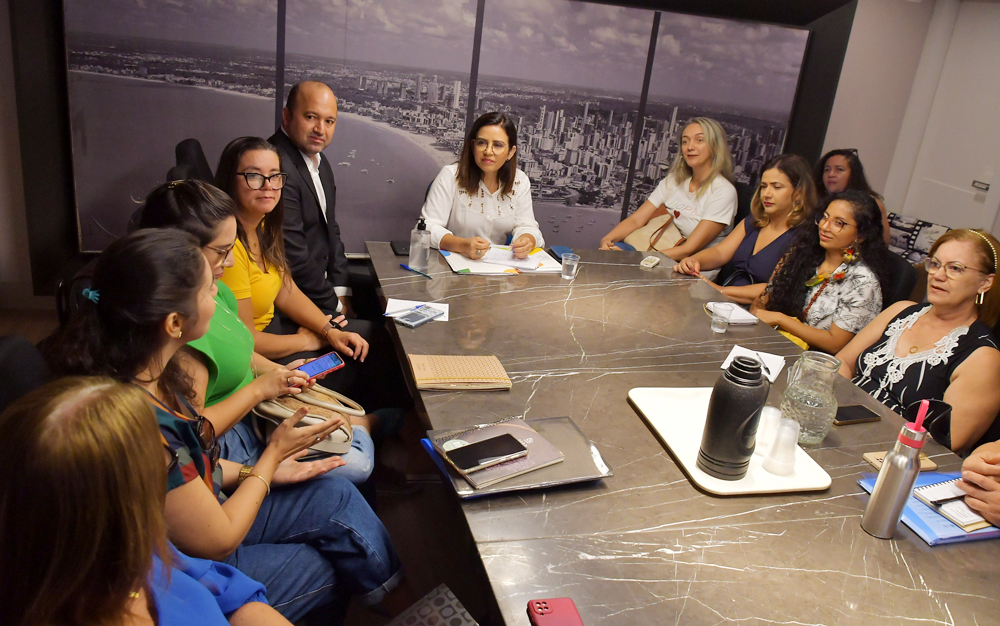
[837,229,1000,455]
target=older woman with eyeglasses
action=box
[421,111,544,260]
[751,190,893,354]
[837,229,1000,455]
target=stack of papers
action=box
[384,299,449,321]
[707,302,759,325]
[440,247,562,275]
[721,345,785,383]
[481,247,540,270]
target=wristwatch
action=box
[238,464,254,485]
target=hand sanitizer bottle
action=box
[409,218,430,272]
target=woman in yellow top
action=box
[216,136,368,363]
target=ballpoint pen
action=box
[400,264,432,279]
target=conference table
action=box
[366,242,999,626]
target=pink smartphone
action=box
[527,598,584,626]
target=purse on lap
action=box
[623,209,686,252]
[252,386,364,458]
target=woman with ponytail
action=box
[44,229,414,621]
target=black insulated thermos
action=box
[697,356,770,480]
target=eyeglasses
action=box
[815,212,855,233]
[473,138,508,153]
[924,256,988,280]
[237,172,287,190]
[205,243,235,262]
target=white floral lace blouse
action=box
[803,261,882,333]
[852,303,999,413]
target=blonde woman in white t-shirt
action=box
[600,118,737,261]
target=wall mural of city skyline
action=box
[63,0,809,252]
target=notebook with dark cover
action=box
[430,417,562,489]
[424,416,612,498]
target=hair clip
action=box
[167,180,184,189]
[81,288,100,303]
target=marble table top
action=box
[367,242,999,626]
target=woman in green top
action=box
[136,181,376,484]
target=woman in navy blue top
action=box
[675,154,817,304]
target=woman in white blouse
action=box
[600,117,737,261]
[421,112,543,260]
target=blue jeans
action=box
[613,241,636,251]
[220,419,374,485]
[222,475,404,622]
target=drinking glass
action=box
[561,253,580,280]
[711,303,734,333]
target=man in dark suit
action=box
[270,81,411,418]
[269,81,354,316]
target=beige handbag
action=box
[623,210,686,252]
[252,386,364,457]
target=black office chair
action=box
[0,335,50,413]
[882,252,918,309]
[166,138,214,183]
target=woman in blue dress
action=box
[674,154,817,304]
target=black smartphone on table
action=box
[833,404,881,426]
[445,434,528,473]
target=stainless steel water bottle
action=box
[697,356,770,480]
[408,217,430,272]
[861,421,927,538]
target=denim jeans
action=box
[222,475,404,622]
[220,419,374,485]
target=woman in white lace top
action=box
[837,229,1000,454]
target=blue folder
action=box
[858,472,1000,546]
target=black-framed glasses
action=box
[237,172,287,190]
[815,212,855,234]
[924,256,988,280]
[205,243,235,262]
[473,138,508,152]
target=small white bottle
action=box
[408,218,430,272]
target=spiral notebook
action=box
[407,354,512,391]
[429,417,564,489]
[914,478,992,532]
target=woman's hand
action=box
[254,366,309,400]
[674,257,701,276]
[599,237,619,251]
[285,358,321,387]
[511,234,536,259]
[295,325,325,352]
[327,329,369,362]
[460,236,491,260]
[271,449,346,485]
[266,407,349,461]
[959,447,1000,526]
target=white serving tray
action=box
[629,387,831,496]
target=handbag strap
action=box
[648,213,675,249]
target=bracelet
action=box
[247,473,270,496]
[237,464,253,485]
